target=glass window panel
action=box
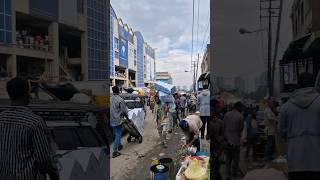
[5,0,10,15]
[0,0,3,13]
[0,30,4,42]
[5,31,11,43]
[5,15,11,30]
[0,14,3,29]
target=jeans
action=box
[181,107,186,118]
[246,135,258,158]
[289,172,320,180]
[225,144,240,177]
[264,135,275,160]
[112,125,122,153]
[200,116,210,138]
[168,112,177,131]
[210,140,223,180]
[157,124,168,144]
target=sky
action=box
[213,0,294,92]
[110,0,210,88]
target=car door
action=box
[49,126,109,180]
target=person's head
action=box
[155,95,160,103]
[112,86,120,95]
[6,77,31,105]
[266,98,274,108]
[179,120,189,132]
[298,72,315,88]
[233,102,244,112]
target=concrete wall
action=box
[59,0,78,27]
[312,0,320,31]
[13,0,29,14]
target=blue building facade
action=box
[135,31,144,87]
[87,0,108,80]
[0,0,12,43]
[110,6,116,77]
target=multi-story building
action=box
[156,72,172,84]
[234,76,245,93]
[110,5,156,88]
[280,0,320,94]
[215,76,224,89]
[201,44,210,74]
[0,0,109,83]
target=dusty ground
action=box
[110,109,160,180]
[110,109,210,180]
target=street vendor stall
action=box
[176,151,210,180]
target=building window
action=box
[114,37,119,49]
[77,0,84,14]
[134,60,137,66]
[115,51,119,59]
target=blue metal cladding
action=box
[110,6,115,77]
[119,37,128,68]
[135,31,144,87]
[87,0,107,80]
[30,0,58,21]
[0,0,11,43]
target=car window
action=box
[76,127,102,147]
[52,128,81,150]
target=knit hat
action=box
[179,120,189,130]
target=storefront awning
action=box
[303,30,320,55]
[281,34,311,64]
[198,72,210,82]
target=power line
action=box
[191,0,195,70]
[195,0,200,54]
[199,10,210,56]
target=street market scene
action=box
[0,0,320,180]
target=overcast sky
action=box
[213,0,293,92]
[111,0,210,88]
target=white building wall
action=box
[128,41,135,70]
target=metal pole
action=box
[193,61,196,92]
[272,0,283,95]
[267,0,272,96]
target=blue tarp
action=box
[155,81,176,94]
[159,91,175,104]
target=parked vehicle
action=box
[0,82,110,180]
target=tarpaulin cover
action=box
[128,108,145,135]
[159,91,175,104]
[155,81,176,94]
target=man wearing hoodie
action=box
[279,73,320,180]
[197,85,210,139]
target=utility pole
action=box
[193,60,197,92]
[196,53,200,81]
[260,0,280,97]
[267,0,272,96]
[272,0,283,95]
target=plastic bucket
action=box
[150,164,169,180]
[159,158,174,180]
[196,151,210,157]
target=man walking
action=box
[179,108,202,152]
[0,77,59,180]
[223,102,244,180]
[197,86,210,139]
[208,99,224,180]
[279,73,320,180]
[110,86,128,158]
[264,98,278,161]
[154,95,169,148]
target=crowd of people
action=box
[207,72,320,180]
